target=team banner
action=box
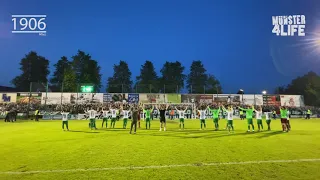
[103,93,112,102]
[42,114,78,120]
[181,94,198,103]
[46,93,104,104]
[213,94,240,104]
[263,95,280,106]
[241,95,263,105]
[103,93,127,103]
[41,93,71,104]
[0,93,17,103]
[76,93,103,104]
[280,95,304,107]
[128,93,139,103]
[16,93,42,104]
[140,93,166,103]
[199,95,213,103]
[181,94,213,103]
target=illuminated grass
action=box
[1,118,320,180]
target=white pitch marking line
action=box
[1,158,320,175]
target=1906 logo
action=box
[12,15,47,36]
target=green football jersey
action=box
[144,109,152,118]
[280,109,287,118]
[240,107,254,119]
[210,108,220,119]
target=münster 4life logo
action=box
[272,15,305,36]
[11,15,47,36]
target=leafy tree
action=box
[50,56,71,91]
[159,61,185,93]
[187,60,207,93]
[276,71,320,106]
[62,66,77,92]
[186,60,222,94]
[205,74,223,94]
[274,86,286,94]
[135,60,159,93]
[11,51,50,91]
[71,50,101,92]
[86,59,102,92]
[107,60,133,93]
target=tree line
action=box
[10,50,320,106]
[275,71,320,106]
[11,50,222,94]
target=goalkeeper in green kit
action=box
[207,104,220,130]
[239,105,255,132]
[143,104,153,129]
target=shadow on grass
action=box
[68,130,100,133]
[136,130,283,139]
[98,128,128,131]
[164,120,180,124]
[135,130,235,139]
[257,131,285,138]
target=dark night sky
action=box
[0,0,320,93]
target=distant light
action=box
[81,85,94,93]
[262,90,267,95]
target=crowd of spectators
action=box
[0,102,320,116]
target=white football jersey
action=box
[178,110,185,119]
[265,112,271,120]
[110,109,117,118]
[256,111,262,119]
[227,110,233,120]
[123,110,129,118]
[88,110,96,119]
[61,113,69,121]
[199,110,206,119]
[102,111,109,118]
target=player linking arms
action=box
[156,104,168,131]
[222,105,234,133]
[122,104,130,129]
[143,104,153,129]
[239,105,255,132]
[175,105,188,130]
[87,108,97,130]
[280,106,288,132]
[264,111,272,131]
[102,107,109,128]
[109,105,118,128]
[197,105,207,130]
[207,104,220,130]
[255,106,263,131]
[286,108,291,131]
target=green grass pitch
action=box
[1,118,320,180]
